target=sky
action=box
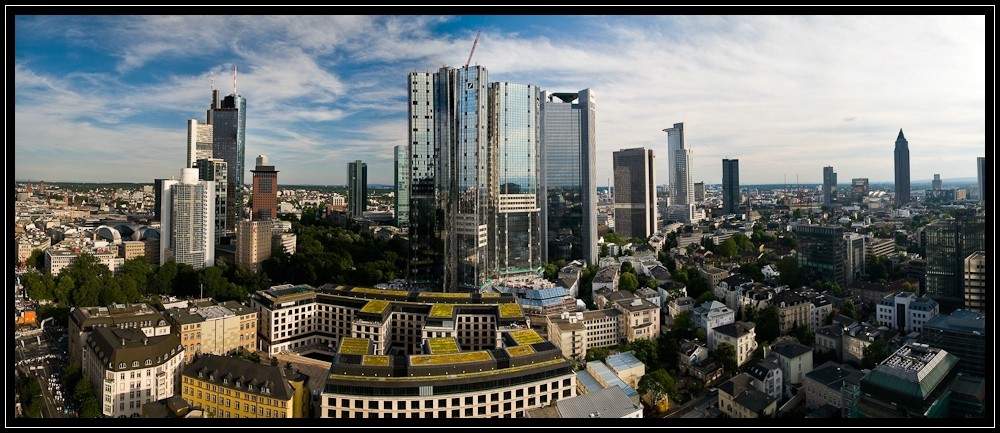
[12,11,989,187]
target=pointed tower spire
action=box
[897,128,905,140]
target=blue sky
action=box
[13,12,987,186]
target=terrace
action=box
[339,338,371,356]
[508,329,544,346]
[409,351,493,366]
[426,338,460,355]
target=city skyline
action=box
[13,13,987,186]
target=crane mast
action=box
[465,30,481,68]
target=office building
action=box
[160,168,215,269]
[920,309,986,378]
[823,166,837,207]
[250,155,278,221]
[163,298,257,364]
[211,84,247,232]
[82,327,184,418]
[664,123,693,206]
[153,178,167,221]
[186,119,213,169]
[694,181,705,202]
[540,90,598,265]
[849,343,959,418]
[722,158,740,215]
[195,158,228,244]
[613,148,657,239]
[931,173,942,190]
[924,212,985,308]
[236,219,272,274]
[977,156,985,205]
[796,225,848,288]
[348,160,367,218]
[394,145,409,228]
[963,251,986,313]
[406,70,441,289]
[181,354,309,418]
[492,82,542,280]
[894,129,911,206]
[851,178,869,205]
[874,291,939,333]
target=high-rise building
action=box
[153,178,168,221]
[893,129,910,206]
[347,160,367,219]
[195,158,228,244]
[664,123,693,206]
[251,155,278,221]
[236,219,272,274]
[977,156,985,205]
[394,145,410,228]
[796,224,848,288]
[694,181,706,202]
[160,168,215,269]
[540,90,597,265]
[924,212,985,309]
[492,82,542,281]
[406,71,441,289]
[823,166,837,207]
[186,119,213,168]
[211,85,247,233]
[851,178,869,205]
[931,173,942,190]
[963,251,986,314]
[722,159,740,215]
[613,147,657,239]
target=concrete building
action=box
[394,145,409,228]
[771,339,813,386]
[963,251,986,313]
[45,248,124,277]
[712,321,757,367]
[803,361,863,410]
[613,147,657,238]
[717,373,778,418]
[924,213,985,309]
[163,299,257,364]
[874,292,939,333]
[68,303,171,366]
[195,157,228,243]
[920,309,986,378]
[693,300,735,348]
[528,385,642,418]
[250,155,278,221]
[160,168,215,269]
[236,219,272,274]
[186,118,213,169]
[849,342,959,418]
[893,129,911,206]
[546,310,623,360]
[771,290,811,336]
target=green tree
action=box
[775,255,805,288]
[619,272,639,292]
[718,237,738,257]
[585,347,610,362]
[25,249,46,270]
[841,299,858,320]
[638,369,677,410]
[715,342,738,372]
[695,291,716,305]
[54,275,75,305]
[671,310,694,340]
[620,261,635,276]
[621,339,659,368]
[862,339,890,369]
[790,324,815,346]
[21,271,55,300]
[755,305,781,343]
[152,261,178,295]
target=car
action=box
[708,387,718,394]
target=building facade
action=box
[180,354,309,418]
[236,219,272,274]
[186,119,213,169]
[68,303,172,366]
[539,90,597,265]
[250,155,278,221]
[664,122,693,206]
[874,292,939,333]
[920,309,986,378]
[924,213,985,308]
[796,224,848,288]
[160,168,215,269]
[722,158,740,215]
[211,90,247,232]
[348,160,367,219]
[612,147,657,239]
[164,299,257,364]
[195,157,228,245]
[963,251,986,313]
[394,145,410,228]
[893,129,910,206]
[823,166,837,207]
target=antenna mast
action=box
[210,72,215,91]
[233,65,238,95]
[465,30,481,68]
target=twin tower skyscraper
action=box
[401,65,597,292]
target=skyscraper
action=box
[924,211,985,309]
[694,181,706,202]
[977,156,985,205]
[932,174,942,190]
[236,219,271,274]
[407,71,441,289]
[492,82,542,280]
[186,119,213,169]
[722,158,740,215]
[394,145,410,228]
[348,160,368,218]
[851,178,869,205]
[613,148,657,239]
[195,157,228,244]
[963,251,986,314]
[823,166,837,207]
[160,168,215,269]
[540,89,597,265]
[251,155,278,221]
[797,224,848,288]
[211,84,247,233]
[664,123,693,206]
[894,129,910,206]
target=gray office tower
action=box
[394,145,410,228]
[348,160,368,218]
[407,65,545,292]
[665,123,693,206]
[977,156,985,205]
[613,148,657,239]
[894,129,910,206]
[924,211,985,310]
[823,166,837,207]
[210,89,247,234]
[722,159,740,215]
[195,157,228,244]
[540,90,598,265]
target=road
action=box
[14,323,72,419]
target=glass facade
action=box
[196,158,228,244]
[408,72,441,289]
[894,129,910,205]
[540,90,597,264]
[491,82,541,279]
[665,123,692,206]
[924,214,985,306]
[823,166,837,206]
[722,158,740,215]
[394,145,410,228]
[796,225,847,288]
[348,160,368,218]
[212,94,247,233]
[613,148,656,239]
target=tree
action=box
[621,339,659,369]
[862,340,890,369]
[841,299,858,320]
[620,261,635,276]
[585,347,609,362]
[717,237,738,257]
[670,310,694,340]
[755,305,781,343]
[21,271,55,300]
[152,261,178,295]
[737,262,765,283]
[619,272,639,292]
[775,255,805,288]
[638,369,676,411]
[695,291,716,305]
[715,342,738,372]
[25,249,46,270]
[790,324,815,346]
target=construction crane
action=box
[465,30,481,68]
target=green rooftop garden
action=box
[409,351,493,366]
[427,338,460,354]
[418,292,471,299]
[339,338,371,355]
[352,287,409,297]
[328,358,567,382]
[498,303,523,318]
[506,345,535,357]
[361,355,390,366]
[360,299,390,314]
[508,329,544,346]
[428,304,454,318]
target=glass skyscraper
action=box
[894,129,910,206]
[613,147,657,239]
[823,166,837,207]
[924,211,985,309]
[212,92,247,234]
[394,145,410,228]
[540,90,597,265]
[665,122,693,206]
[348,160,367,218]
[722,158,740,215]
[195,157,228,244]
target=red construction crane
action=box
[465,30,481,68]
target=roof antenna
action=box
[210,71,215,91]
[233,65,238,95]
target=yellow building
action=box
[180,354,309,418]
[164,299,258,364]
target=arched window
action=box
[119,362,126,369]
[145,359,152,366]
[132,361,139,367]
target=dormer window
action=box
[119,362,126,369]
[145,359,152,366]
[132,361,139,367]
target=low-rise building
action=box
[803,361,863,410]
[874,291,939,333]
[163,299,258,364]
[771,339,813,386]
[718,373,778,418]
[69,303,171,366]
[180,354,310,418]
[712,321,757,367]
